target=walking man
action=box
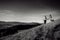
[44,16,47,24]
[49,14,54,22]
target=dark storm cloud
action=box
[0,0,60,7]
[0,0,60,22]
[0,0,60,14]
[0,0,60,12]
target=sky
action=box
[0,0,60,23]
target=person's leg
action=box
[44,20,46,24]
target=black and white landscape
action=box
[0,18,60,40]
[0,0,60,40]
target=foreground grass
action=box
[0,19,60,40]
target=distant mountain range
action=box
[0,21,42,29]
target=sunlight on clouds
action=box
[0,10,60,23]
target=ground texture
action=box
[0,19,60,40]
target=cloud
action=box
[0,10,60,23]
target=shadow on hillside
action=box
[0,23,41,37]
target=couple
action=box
[44,14,54,24]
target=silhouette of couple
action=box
[44,14,54,24]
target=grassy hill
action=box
[0,19,60,40]
[0,21,41,29]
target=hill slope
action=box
[0,21,41,29]
[0,19,60,40]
